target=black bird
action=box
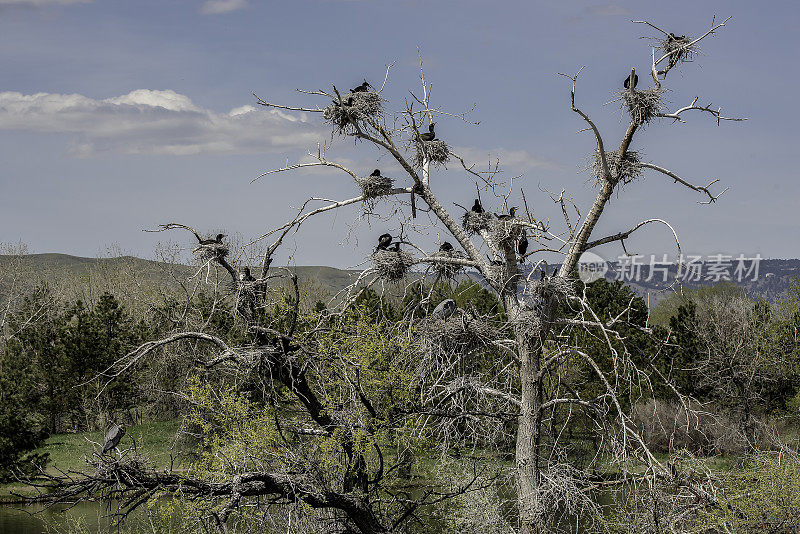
[370,169,381,177]
[101,423,126,455]
[240,267,255,282]
[517,235,529,263]
[496,207,517,220]
[430,299,457,320]
[351,80,371,93]
[471,198,484,214]
[377,233,392,250]
[439,241,454,252]
[419,123,436,142]
[389,242,401,252]
[623,73,639,90]
[199,233,225,246]
[344,95,355,106]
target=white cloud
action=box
[0,89,323,157]
[0,0,89,5]
[199,0,247,15]
[452,146,559,172]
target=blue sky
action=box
[0,0,797,268]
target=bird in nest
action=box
[439,241,454,252]
[471,198,484,214]
[431,298,457,320]
[239,267,255,282]
[101,423,126,455]
[351,80,372,93]
[370,169,382,177]
[419,123,437,142]
[496,207,517,220]
[376,233,392,251]
[623,73,638,90]
[198,233,225,246]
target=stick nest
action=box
[526,276,577,305]
[371,249,415,281]
[592,149,643,185]
[619,87,666,126]
[354,175,394,199]
[431,249,467,278]
[461,210,493,236]
[509,309,543,338]
[660,34,696,69]
[413,139,450,168]
[323,92,381,135]
[489,217,525,246]
[194,243,229,261]
[420,314,498,354]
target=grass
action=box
[1,420,189,501]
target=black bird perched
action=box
[517,235,528,263]
[199,233,225,246]
[101,423,126,455]
[239,267,255,282]
[377,233,392,250]
[430,298,457,320]
[439,241,454,252]
[419,123,436,142]
[471,198,484,214]
[344,95,355,106]
[351,80,371,93]
[496,207,517,220]
[623,73,639,90]
[389,242,401,252]
[370,169,381,177]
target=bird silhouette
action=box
[240,267,255,282]
[518,235,528,263]
[199,233,225,246]
[351,80,371,93]
[496,207,517,220]
[471,198,484,214]
[101,423,126,455]
[370,169,381,177]
[439,241,454,252]
[420,123,436,142]
[377,233,392,250]
[624,73,639,90]
[431,299,457,320]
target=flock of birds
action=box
[375,198,528,262]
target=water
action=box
[0,501,152,534]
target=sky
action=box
[0,0,797,268]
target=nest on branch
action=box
[413,139,450,168]
[430,249,467,279]
[461,210,493,236]
[592,149,643,185]
[489,218,525,247]
[618,87,666,126]
[660,34,697,69]
[371,248,415,282]
[526,276,577,305]
[420,314,498,355]
[193,242,229,262]
[323,91,381,135]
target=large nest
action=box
[526,276,577,305]
[660,34,696,70]
[489,217,525,246]
[194,242,229,262]
[420,314,498,355]
[619,87,666,126]
[354,174,393,199]
[413,139,450,168]
[431,249,467,279]
[371,248,415,282]
[510,309,543,338]
[592,149,643,185]
[323,91,381,135]
[461,210,493,236]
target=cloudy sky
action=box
[0,0,797,268]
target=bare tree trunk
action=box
[515,330,543,534]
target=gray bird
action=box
[431,299,457,320]
[101,423,126,455]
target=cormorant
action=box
[518,235,528,263]
[199,233,225,246]
[377,233,392,250]
[370,169,381,177]
[471,198,484,214]
[623,73,638,90]
[240,267,255,282]
[419,123,436,142]
[101,423,126,455]
[439,241,454,252]
[351,80,371,93]
[431,299,457,320]
[496,207,517,220]
[344,96,355,106]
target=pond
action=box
[0,501,126,534]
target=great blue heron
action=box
[471,198,484,214]
[420,123,436,142]
[439,241,454,252]
[431,299,457,320]
[624,73,638,89]
[101,423,126,455]
[377,233,392,250]
[199,233,225,246]
[518,235,528,263]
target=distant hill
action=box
[2,253,798,308]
